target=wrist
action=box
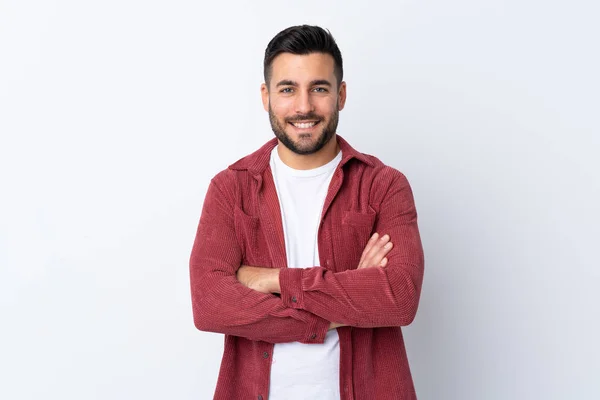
[268,268,281,294]
[329,322,347,330]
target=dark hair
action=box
[263,25,343,87]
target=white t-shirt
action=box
[268,145,343,400]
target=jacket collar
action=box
[228,134,373,174]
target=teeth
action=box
[292,121,317,129]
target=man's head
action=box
[261,25,346,156]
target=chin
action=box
[290,131,324,145]
[290,130,320,140]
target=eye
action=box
[280,87,294,93]
[313,87,328,93]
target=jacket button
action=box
[310,333,317,340]
[258,396,263,400]
[291,296,297,303]
[263,351,269,359]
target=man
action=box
[190,25,424,400]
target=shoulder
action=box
[206,168,240,203]
[355,152,411,188]
[348,152,413,206]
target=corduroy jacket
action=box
[190,135,424,399]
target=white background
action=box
[1,0,599,399]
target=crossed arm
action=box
[236,231,395,329]
[190,170,424,343]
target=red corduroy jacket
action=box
[190,135,424,400]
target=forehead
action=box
[270,52,335,83]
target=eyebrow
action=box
[276,79,333,87]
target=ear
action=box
[261,83,269,112]
[337,81,347,111]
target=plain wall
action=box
[1,0,598,399]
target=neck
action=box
[276,135,340,170]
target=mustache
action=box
[286,113,322,123]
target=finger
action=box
[358,233,379,268]
[380,257,388,267]
[363,234,390,266]
[365,239,393,268]
[360,233,379,262]
[374,242,393,265]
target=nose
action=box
[294,90,314,115]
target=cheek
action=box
[315,100,337,117]
[271,100,293,119]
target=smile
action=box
[289,121,320,129]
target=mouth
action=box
[288,120,321,130]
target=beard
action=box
[268,103,339,155]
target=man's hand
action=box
[236,265,281,294]
[330,233,393,330]
[357,233,393,269]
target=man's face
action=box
[261,52,346,155]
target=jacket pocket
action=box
[342,209,377,228]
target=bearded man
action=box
[190,24,425,400]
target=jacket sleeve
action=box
[190,174,330,344]
[278,170,425,328]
